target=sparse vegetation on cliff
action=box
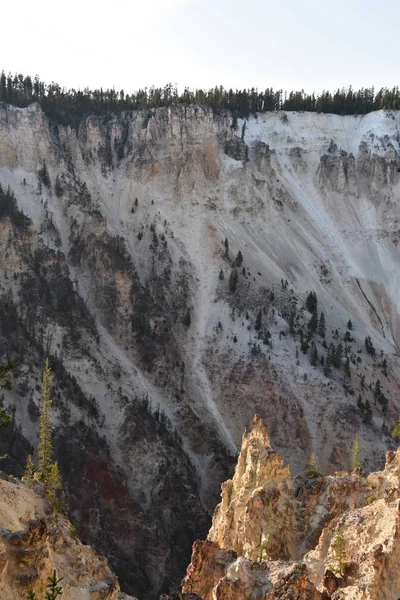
[26,571,63,600]
[23,359,62,508]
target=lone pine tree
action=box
[334,529,347,576]
[224,237,229,256]
[229,268,238,292]
[305,452,319,477]
[27,571,63,600]
[310,341,318,366]
[35,359,62,506]
[37,358,54,482]
[306,291,318,314]
[255,309,262,331]
[23,454,35,486]
[317,312,326,337]
[352,438,360,470]
[235,250,243,266]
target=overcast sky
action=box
[2,0,398,94]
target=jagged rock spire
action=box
[208,416,294,562]
[182,419,400,600]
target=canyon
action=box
[0,103,399,596]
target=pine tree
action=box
[308,311,318,334]
[344,357,351,379]
[46,461,62,507]
[37,358,54,483]
[364,400,372,424]
[218,269,224,280]
[373,379,382,403]
[183,310,191,328]
[46,571,63,600]
[229,268,238,292]
[289,310,296,335]
[344,330,353,343]
[255,309,262,331]
[310,342,318,366]
[332,343,343,369]
[235,250,243,266]
[27,570,63,600]
[301,339,309,354]
[365,336,375,356]
[391,415,400,439]
[334,529,347,576]
[323,355,332,377]
[300,329,309,354]
[306,291,318,314]
[317,312,326,337]
[0,400,11,428]
[382,358,388,377]
[305,452,319,476]
[38,160,51,188]
[0,359,14,391]
[36,359,62,507]
[23,454,35,486]
[224,237,229,256]
[352,438,360,470]
[231,113,238,131]
[346,319,353,330]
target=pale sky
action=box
[2,0,398,94]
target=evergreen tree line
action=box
[1,70,399,125]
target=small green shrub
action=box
[26,570,63,599]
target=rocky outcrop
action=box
[207,416,295,562]
[182,416,400,599]
[0,474,135,600]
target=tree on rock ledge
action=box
[37,358,54,482]
[26,359,62,507]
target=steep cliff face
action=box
[182,416,400,600]
[0,474,135,600]
[0,104,400,596]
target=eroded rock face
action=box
[1,105,400,597]
[182,416,400,600]
[0,475,135,600]
[208,416,295,562]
